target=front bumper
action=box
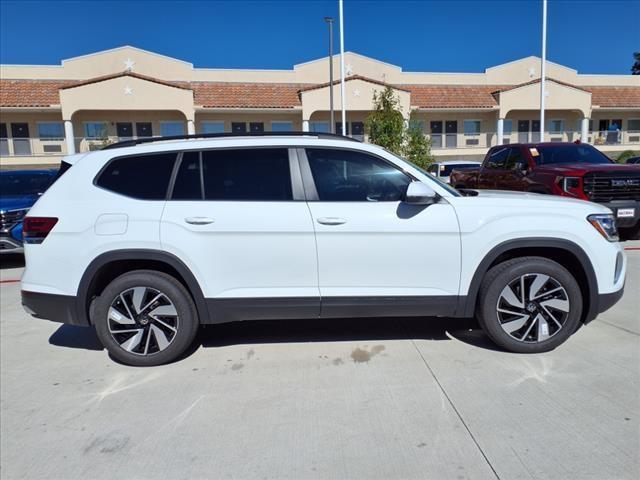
[599,200,640,228]
[21,290,88,326]
[596,285,625,317]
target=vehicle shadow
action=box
[47,315,504,363]
[0,253,25,269]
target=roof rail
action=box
[101,131,360,150]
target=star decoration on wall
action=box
[528,67,536,78]
[124,85,134,95]
[353,88,361,97]
[123,58,135,71]
[544,90,549,97]
[345,63,354,76]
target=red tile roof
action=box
[405,85,501,109]
[192,82,308,108]
[586,86,640,108]
[0,79,71,107]
[1,77,638,109]
[299,75,411,93]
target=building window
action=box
[628,119,640,132]
[310,122,330,133]
[201,121,225,134]
[37,122,64,140]
[463,120,481,135]
[549,120,564,133]
[160,122,185,137]
[84,122,109,139]
[271,121,293,132]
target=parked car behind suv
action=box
[21,134,626,366]
[427,160,482,184]
[449,142,640,239]
[0,169,57,254]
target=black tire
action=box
[476,257,582,353]
[93,270,199,366]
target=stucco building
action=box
[1,46,639,167]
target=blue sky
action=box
[1,0,638,74]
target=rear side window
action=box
[201,148,291,201]
[96,153,177,199]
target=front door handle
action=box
[184,216,215,225]
[317,217,347,226]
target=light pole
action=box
[324,17,335,133]
[339,0,346,136]
[540,0,547,140]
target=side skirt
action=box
[203,296,465,324]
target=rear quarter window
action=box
[96,153,177,199]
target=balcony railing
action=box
[1,131,639,157]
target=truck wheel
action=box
[93,270,199,366]
[477,257,582,353]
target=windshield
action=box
[532,144,612,165]
[0,172,55,197]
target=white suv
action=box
[21,133,626,366]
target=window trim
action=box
[297,146,417,202]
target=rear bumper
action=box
[21,290,88,326]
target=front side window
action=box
[37,122,64,139]
[85,122,108,139]
[202,148,291,201]
[505,147,525,171]
[96,153,177,199]
[306,148,411,202]
[486,147,510,169]
[160,122,185,137]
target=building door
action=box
[11,123,31,156]
[232,122,247,134]
[430,121,443,148]
[517,120,530,143]
[0,124,8,156]
[249,122,264,133]
[136,122,152,137]
[116,122,133,139]
[445,121,457,148]
[531,120,540,142]
[351,122,365,141]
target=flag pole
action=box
[339,0,346,136]
[540,0,547,140]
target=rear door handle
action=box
[317,217,347,226]
[184,216,215,225]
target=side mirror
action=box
[405,181,438,205]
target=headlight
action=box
[587,214,618,242]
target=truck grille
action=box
[583,172,640,202]
[0,209,26,232]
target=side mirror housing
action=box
[405,181,438,205]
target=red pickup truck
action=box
[449,142,640,238]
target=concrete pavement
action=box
[1,244,638,479]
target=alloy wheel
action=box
[108,286,179,356]
[496,273,570,343]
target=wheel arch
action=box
[459,238,599,323]
[76,249,210,326]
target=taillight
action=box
[23,217,58,244]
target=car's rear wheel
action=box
[93,270,199,366]
[477,257,582,353]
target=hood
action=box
[535,162,640,175]
[0,195,39,212]
[471,189,610,212]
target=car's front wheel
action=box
[477,257,583,353]
[93,270,199,366]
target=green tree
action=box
[365,87,434,170]
[632,52,640,75]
